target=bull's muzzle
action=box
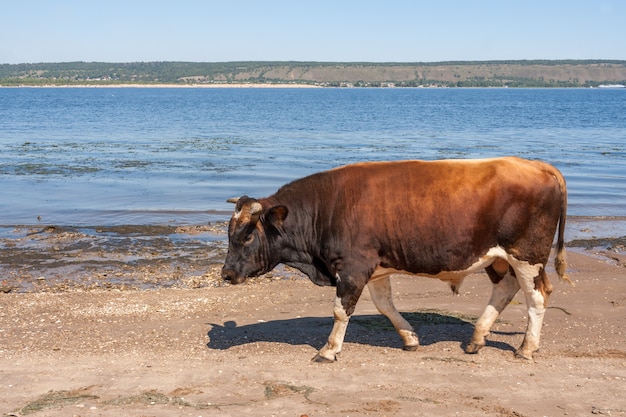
[221,267,246,285]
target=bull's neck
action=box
[263,196,319,262]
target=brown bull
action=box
[221,157,570,362]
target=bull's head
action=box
[221,196,288,284]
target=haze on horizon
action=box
[2,0,625,64]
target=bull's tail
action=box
[550,164,573,285]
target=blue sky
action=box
[2,0,624,64]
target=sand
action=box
[0,225,625,416]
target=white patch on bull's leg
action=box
[508,258,545,360]
[467,270,520,354]
[367,275,419,350]
[313,296,350,363]
[516,289,546,360]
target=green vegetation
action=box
[1,60,625,87]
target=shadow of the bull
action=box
[206,311,520,355]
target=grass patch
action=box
[16,388,99,415]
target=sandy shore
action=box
[1,225,625,416]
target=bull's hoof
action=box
[311,353,336,363]
[514,349,534,361]
[464,342,484,354]
[403,344,419,352]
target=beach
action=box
[1,225,625,416]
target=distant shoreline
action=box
[0,84,606,89]
[1,83,321,89]
[3,83,624,89]
[3,60,626,88]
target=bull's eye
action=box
[244,234,255,245]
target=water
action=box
[1,87,625,238]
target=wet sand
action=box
[0,223,230,293]
[1,221,624,294]
[0,224,625,416]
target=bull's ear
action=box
[263,205,288,231]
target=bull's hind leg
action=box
[466,264,520,354]
[367,275,419,351]
[515,266,552,360]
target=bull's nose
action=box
[221,267,235,281]
[221,267,247,284]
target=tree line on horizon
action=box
[1,60,625,87]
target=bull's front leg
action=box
[312,276,365,363]
[312,296,351,363]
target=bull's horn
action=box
[250,202,263,215]
[226,197,240,204]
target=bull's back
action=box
[330,157,560,221]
